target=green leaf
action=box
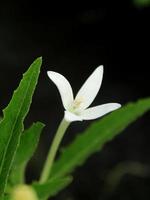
[51,98,150,180]
[1,196,10,200]
[9,122,45,185]
[14,122,45,166]
[0,57,42,196]
[33,177,72,200]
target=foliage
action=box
[0,58,42,197]
[0,58,149,200]
[50,98,150,179]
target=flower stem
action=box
[39,118,70,183]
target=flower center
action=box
[74,97,83,108]
[72,96,84,111]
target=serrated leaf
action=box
[33,177,72,200]
[50,98,150,180]
[0,57,42,196]
[9,122,45,185]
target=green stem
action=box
[40,118,70,183]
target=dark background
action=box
[0,1,150,199]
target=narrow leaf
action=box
[0,57,42,195]
[51,98,150,180]
[14,122,45,166]
[9,122,45,185]
[33,177,72,200]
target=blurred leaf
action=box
[51,98,150,180]
[104,161,150,194]
[9,122,45,185]
[1,196,10,200]
[33,177,72,200]
[0,57,42,196]
[133,0,150,7]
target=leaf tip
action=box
[34,56,43,66]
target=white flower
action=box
[47,66,121,122]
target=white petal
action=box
[75,66,104,110]
[81,103,121,120]
[64,111,83,122]
[47,71,74,110]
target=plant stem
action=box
[39,118,70,183]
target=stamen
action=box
[73,96,84,109]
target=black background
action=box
[0,1,150,199]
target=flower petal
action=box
[64,111,83,122]
[75,66,104,110]
[47,71,74,110]
[81,103,121,120]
